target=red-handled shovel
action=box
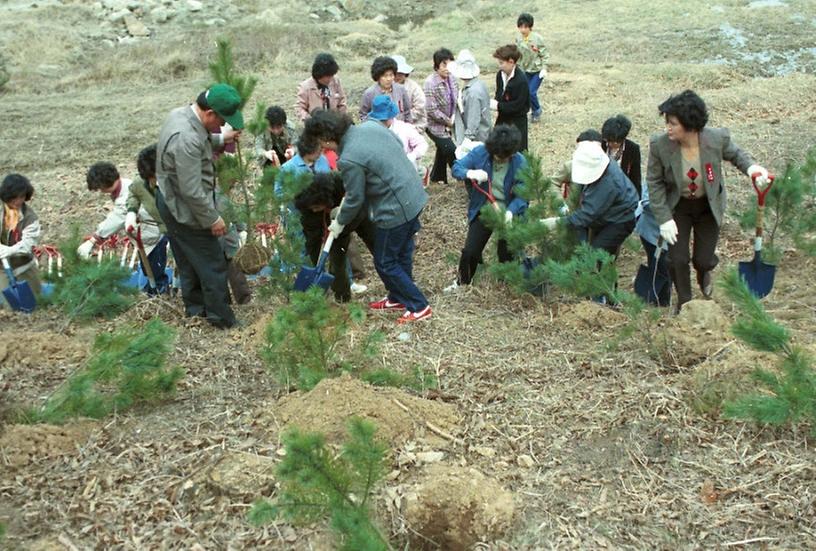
[738,173,776,298]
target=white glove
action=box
[559,203,570,215]
[0,244,12,259]
[328,219,345,239]
[125,211,138,234]
[490,99,498,111]
[539,68,548,79]
[540,217,559,230]
[77,239,95,259]
[504,210,513,225]
[466,169,489,183]
[659,219,679,246]
[238,230,248,247]
[748,164,770,185]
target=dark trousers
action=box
[639,237,671,306]
[525,71,543,116]
[157,191,236,328]
[668,198,720,306]
[458,215,512,285]
[426,130,456,184]
[227,260,252,304]
[140,235,171,295]
[373,215,428,312]
[589,219,636,257]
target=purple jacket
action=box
[359,83,412,123]
[423,73,458,138]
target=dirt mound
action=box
[199,451,277,497]
[264,374,460,448]
[557,301,628,331]
[664,300,732,367]
[0,421,97,468]
[402,464,515,550]
[0,331,86,367]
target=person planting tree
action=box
[0,173,42,303]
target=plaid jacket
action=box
[423,73,457,138]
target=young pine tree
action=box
[249,417,390,551]
[28,318,184,424]
[720,268,816,435]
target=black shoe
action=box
[697,270,713,298]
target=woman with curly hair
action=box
[295,53,348,123]
[359,56,412,123]
[646,89,770,308]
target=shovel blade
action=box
[293,265,320,292]
[314,271,335,292]
[738,253,776,298]
[3,279,37,313]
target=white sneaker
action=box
[443,279,460,293]
[350,282,368,294]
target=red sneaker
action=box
[397,306,432,324]
[369,297,405,310]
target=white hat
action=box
[450,49,480,80]
[390,55,413,75]
[571,141,610,184]
[455,138,482,160]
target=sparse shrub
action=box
[249,417,390,550]
[25,319,184,424]
[720,268,816,435]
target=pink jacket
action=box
[390,119,428,167]
[295,76,348,122]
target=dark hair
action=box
[294,172,343,212]
[370,56,397,81]
[303,109,353,144]
[1,173,34,203]
[576,129,602,143]
[312,53,339,80]
[137,144,157,182]
[296,133,322,157]
[658,89,709,132]
[601,115,632,142]
[86,162,120,191]
[265,106,287,127]
[485,124,521,159]
[493,44,521,63]
[195,90,209,110]
[517,13,534,27]
[432,48,455,70]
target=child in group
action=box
[125,145,171,294]
[447,124,528,291]
[78,161,164,291]
[515,13,549,123]
[492,44,530,151]
[255,106,299,169]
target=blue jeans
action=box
[142,235,171,295]
[526,71,543,116]
[372,215,428,312]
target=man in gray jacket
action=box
[304,102,432,323]
[156,83,243,329]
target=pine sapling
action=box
[249,417,390,550]
[720,268,816,435]
[27,318,184,424]
[208,38,257,108]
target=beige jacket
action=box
[295,76,348,122]
[646,127,754,227]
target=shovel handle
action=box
[2,257,16,283]
[752,173,775,207]
[315,234,335,271]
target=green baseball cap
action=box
[206,83,244,130]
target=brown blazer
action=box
[646,127,754,227]
[295,76,348,123]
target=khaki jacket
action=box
[157,106,220,229]
[516,31,549,73]
[295,76,348,122]
[646,127,754,227]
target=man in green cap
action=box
[156,83,244,329]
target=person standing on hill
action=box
[602,114,642,196]
[155,83,243,329]
[359,56,412,123]
[451,49,492,147]
[424,48,458,185]
[492,44,530,152]
[515,12,548,124]
[392,55,427,132]
[295,53,348,123]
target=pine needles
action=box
[26,319,184,424]
[249,417,390,550]
[720,268,816,435]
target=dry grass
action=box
[1,0,816,548]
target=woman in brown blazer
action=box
[646,90,770,309]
